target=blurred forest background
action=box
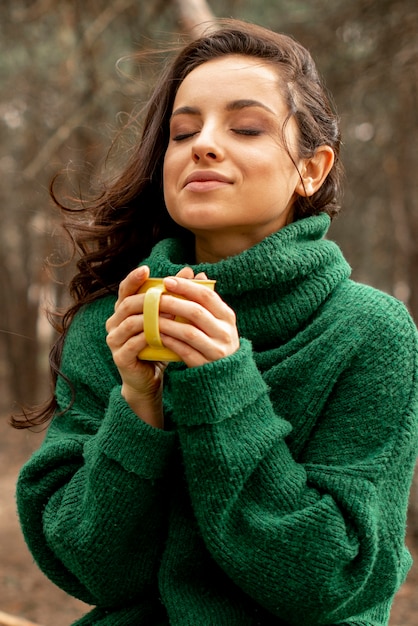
[0,0,417,624]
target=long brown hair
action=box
[12,18,342,428]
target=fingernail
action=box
[164,277,177,289]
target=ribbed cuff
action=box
[96,386,176,479]
[169,339,269,426]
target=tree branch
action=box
[171,0,216,37]
[82,0,137,49]
[22,99,97,181]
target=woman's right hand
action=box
[106,265,166,428]
[106,265,204,428]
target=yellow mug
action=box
[138,277,216,361]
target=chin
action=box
[169,211,225,231]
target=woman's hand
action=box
[106,265,240,425]
[106,265,165,427]
[157,275,240,368]
[105,265,207,427]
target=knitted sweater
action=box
[17,214,418,626]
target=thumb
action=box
[175,267,195,279]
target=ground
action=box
[1,416,417,626]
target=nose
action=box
[192,149,217,163]
[191,125,224,163]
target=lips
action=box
[183,170,233,189]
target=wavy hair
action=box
[12,18,342,428]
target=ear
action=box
[295,145,335,197]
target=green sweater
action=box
[17,214,418,626]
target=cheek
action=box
[162,155,174,201]
[245,159,279,186]
[163,148,181,182]
[162,151,170,183]
[162,161,183,219]
[162,172,172,211]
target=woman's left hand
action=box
[158,273,240,368]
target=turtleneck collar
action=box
[142,214,351,348]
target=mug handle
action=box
[143,285,165,348]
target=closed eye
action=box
[232,128,263,136]
[172,132,198,141]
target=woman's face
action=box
[163,55,306,261]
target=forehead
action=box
[173,55,284,107]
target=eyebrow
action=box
[171,99,276,118]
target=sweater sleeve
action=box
[167,298,418,624]
[16,297,176,607]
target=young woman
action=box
[15,19,418,626]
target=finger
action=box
[106,292,146,332]
[109,332,147,368]
[163,277,218,311]
[175,266,195,279]
[159,295,217,334]
[160,323,237,366]
[106,313,145,351]
[158,296,239,360]
[159,332,209,367]
[194,272,208,280]
[115,265,150,308]
[162,278,234,329]
[160,307,236,352]
[108,266,150,331]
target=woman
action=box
[15,19,418,626]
